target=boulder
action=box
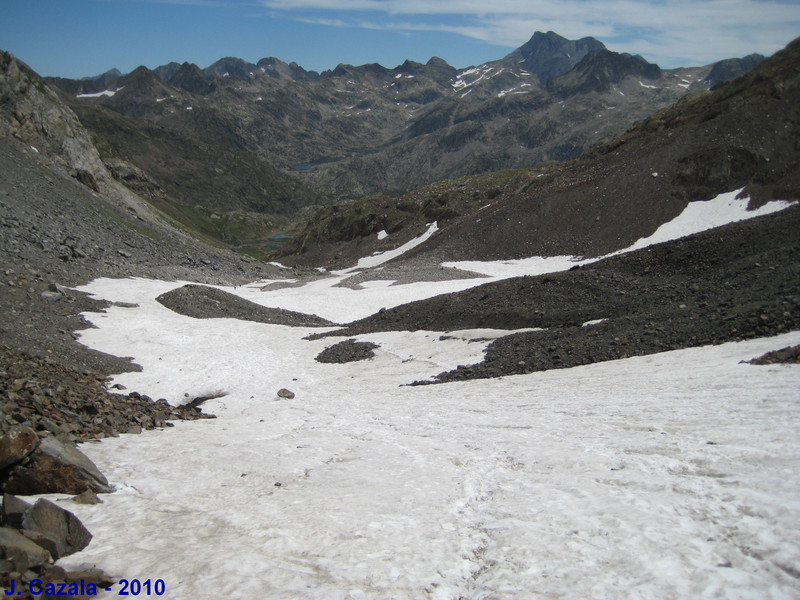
[2,494,31,529]
[0,426,38,470]
[277,388,295,399]
[3,436,112,495]
[21,498,92,560]
[71,490,103,505]
[0,526,51,569]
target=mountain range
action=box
[37,31,765,254]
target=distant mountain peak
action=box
[84,68,122,86]
[705,53,766,88]
[547,49,662,96]
[154,62,181,82]
[204,56,256,80]
[505,31,607,83]
[168,62,216,95]
[255,57,319,81]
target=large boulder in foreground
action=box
[21,499,92,560]
[2,436,112,495]
[1,494,110,593]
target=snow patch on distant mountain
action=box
[76,87,123,98]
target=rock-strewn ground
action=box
[315,339,379,363]
[0,140,311,376]
[748,344,800,364]
[156,284,335,327]
[313,204,800,381]
[0,345,213,442]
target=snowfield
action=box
[59,194,800,599]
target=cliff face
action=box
[0,51,108,191]
[0,51,173,226]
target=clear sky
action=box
[2,0,799,79]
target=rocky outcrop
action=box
[505,31,607,83]
[156,283,336,326]
[547,49,662,96]
[706,54,766,88]
[0,526,51,568]
[0,51,109,191]
[0,427,38,471]
[168,62,216,95]
[747,344,800,364]
[0,51,178,231]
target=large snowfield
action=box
[55,192,799,599]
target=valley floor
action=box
[55,264,800,599]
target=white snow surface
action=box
[619,190,795,254]
[59,192,800,599]
[76,87,122,98]
[339,221,438,274]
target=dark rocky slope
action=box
[0,139,293,375]
[314,203,799,381]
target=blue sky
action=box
[2,0,799,78]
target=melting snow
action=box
[452,65,501,91]
[498,83,532,98]
[582,318,607,327]
[76,87,122,99]
[57,191,800,599]
[340,222,438,273]
[445,189,796,277]
[620,190,796,254]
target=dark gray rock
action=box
[315,339,379,363]
[21,498,92,560]
[2,494,32,529]
[71,490,102,505]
